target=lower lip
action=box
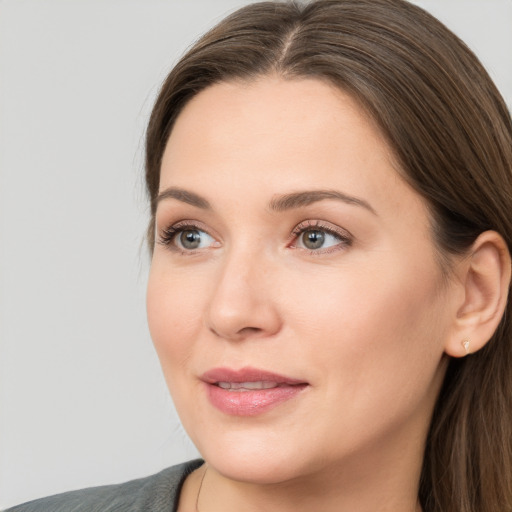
[206,383,308,416]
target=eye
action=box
[176,228,215,250]
[158,222,218,252]
[298,229,337,250]
[291,221,352,253]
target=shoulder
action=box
[4,459,204,512]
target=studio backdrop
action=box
[1,0,511,508]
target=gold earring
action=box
[462,339,470,355]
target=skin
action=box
[147,77,467,512]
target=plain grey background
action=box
[1,0,511,508]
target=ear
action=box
[444,230,511,357]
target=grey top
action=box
[5,459,204,512]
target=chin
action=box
[190,424,318,485]
[206,451,308,485]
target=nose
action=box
[206,249,282,342]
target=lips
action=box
[201,367,308,416]
[217,381,280,390]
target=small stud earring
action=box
[462,339,470,355]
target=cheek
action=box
[146,263,206,374]
[286,253,447,398]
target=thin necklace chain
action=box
[195,464,208,512]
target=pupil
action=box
[303,230,325,249]
[180,230,201,249]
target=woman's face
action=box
[147,77,459,484]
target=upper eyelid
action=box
[158,219,207,236]
[161,219,350,235]
[160,219,216,236]
[290,220,353,238]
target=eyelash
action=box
[157,220,352,254]
[157,220,212,254]
[289,220,353,254]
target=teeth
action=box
[217,381,279,391]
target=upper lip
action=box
[201,366,307,385]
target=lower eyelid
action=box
[296,236,351,249]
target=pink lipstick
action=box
[201,367,308,416]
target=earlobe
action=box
[445,231,511,358]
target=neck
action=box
[194,446,424,512]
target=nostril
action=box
[239,327,263,335]
[209,325,263,340]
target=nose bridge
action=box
[206,240,280,340]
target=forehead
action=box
[164,78,385,175]
[160,77,425,224]
[166,77,382,154]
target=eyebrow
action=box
[156,187,212,210]
[156,187,376,215]
[269,190,377,215]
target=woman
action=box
[6,0,512,511]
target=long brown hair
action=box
[145,1,512,510]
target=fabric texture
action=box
[5,459,204,512]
